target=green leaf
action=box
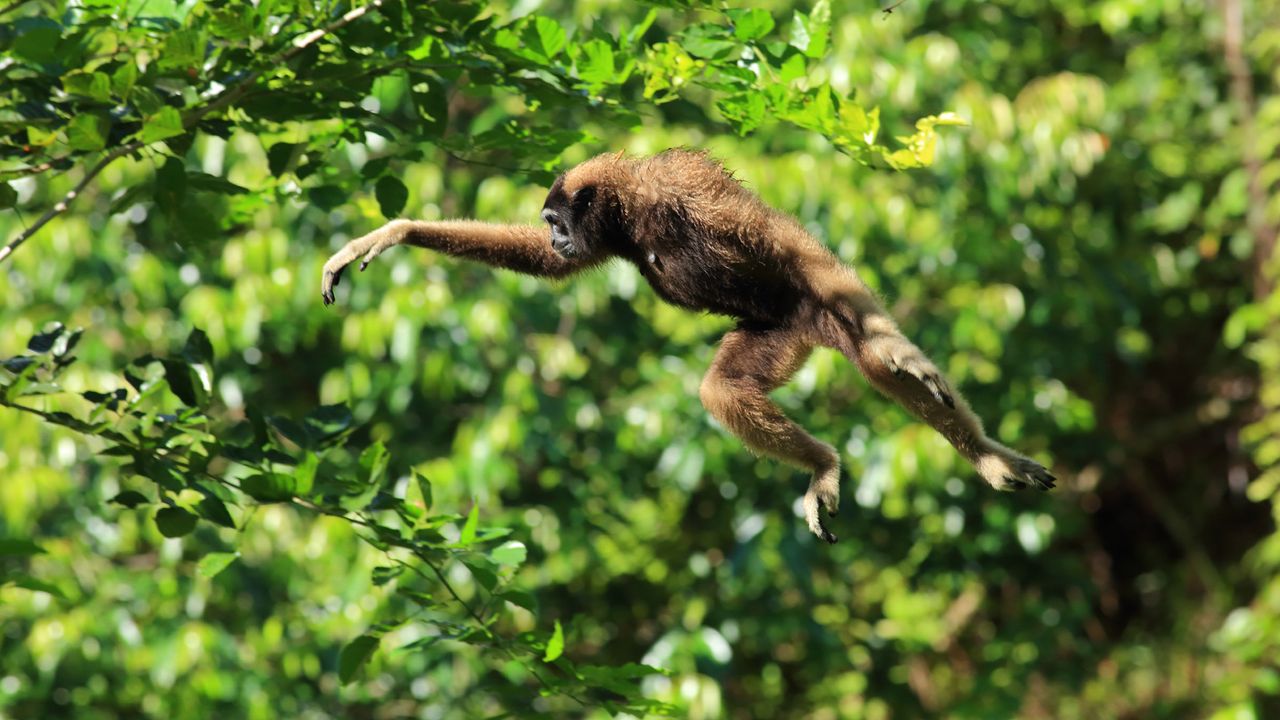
[186,172,248,195]
[197,495,236,528]
[0,538,45,556]
[374,175,408,218]
[360,441,389,486]
[112,61,138,98]
[140,106,186,144]
[5,574,66,599]
[679,24,736,59]
[154,157,187,212]
[491,540,527,567]
[458,503,479,545]
[410,78,448,135]
[267,143,297,176]
[531,16,567,60]
[197,552,238,578]
[339,635,379,684]
[161,358,206,407]
[109,490,149,508]
[778,53,807,84]
[730,8,775,41]
[463,558,498,590]
[11,23,61,65]
[499,589,538,612]
[0,182,16,209]
[294,452,318,496]
[407,36,444,60]
[267,415,309,448]
[160,29,205,71]
[789,1,830,59]
[26,126,57,148]
[717,93,767,135]
[27,323,64,353]
[308,185,345,210]
[577,40,616,85]
[182,327,213,365]
[371,565,404,586]
[240,473,294,503]
[62,71,112,102]
[544,620,564,662]
[155,507,198,538]
[414,472,433,512]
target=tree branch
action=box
[0,0,37,16]
[1222,0,1278,299]
[0,0,385,266]
[0,142,140,265]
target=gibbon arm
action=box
[321,219,585,304]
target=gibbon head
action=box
[541,159,626,261]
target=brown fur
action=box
[321,149,1056,544]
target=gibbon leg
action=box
[818,290,1056,492]
[699,325,843,543]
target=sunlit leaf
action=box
[458,503,479,546]
[491,540,527,567]
[197,552,238,578]
[140,107,186,143]
[544,621,564,662]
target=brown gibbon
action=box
[321,149,1055,543]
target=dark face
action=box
[541,175,605,260]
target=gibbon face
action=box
[541,174,611,261]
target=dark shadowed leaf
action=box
[155,507,198,538]
[28,324,65,353]
[309,185,346,210]
[0,539,45,556]
[240,473,294,503]
[375,175,408,218]
[267,143,298,176]
[161,359,205,407]
[109,491,150,508]
[339,635,379,684]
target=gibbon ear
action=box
[571,185,597,217]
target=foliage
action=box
[1,0,1278,718]
[0,0,962,263]
[1,323,671,715]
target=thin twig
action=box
[881,0,909,16]
[0,143,140,264]
[0,0,37,16]
[0,0,385,265]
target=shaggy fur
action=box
[321,149,1055,543]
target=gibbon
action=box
[321,149,1055,543]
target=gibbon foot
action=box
[802,465,841,544]
[974,443,1056,492]
[868,336,955,409]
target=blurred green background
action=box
[2,0,1279,718]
